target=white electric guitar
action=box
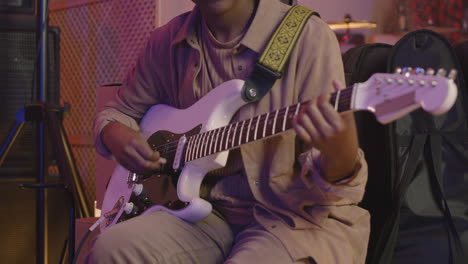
[100,68,458,231]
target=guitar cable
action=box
[72,216,106,264]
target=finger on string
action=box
[294,122,312,145]
[306,103,333,139]
[332,79,345,92]
[298,107,321,141]
[319,102,345,133]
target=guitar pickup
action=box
[173,135,187,170]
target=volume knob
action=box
[124,202,138,215]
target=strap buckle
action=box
[242,62,282,103]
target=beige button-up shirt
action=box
[94,0,370,262]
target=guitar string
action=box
[152,86,355,153]
[154,94,354,159]
[162,76,432,159]
[154,75,432,161]
[153,89,356,157]
[154,106,297,156]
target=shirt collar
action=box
[171,6,200,46]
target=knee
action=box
[87,223,153,263]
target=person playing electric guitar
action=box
[89,0,369,263]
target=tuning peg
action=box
[402,67,412,73]
[436,68,447,77]
[394,67,402,74]
[448,69,458,80]
[426,68,435,76]
[414,67,425,75]
[402,67,412,77]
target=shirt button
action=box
[238,65,243,71]
[254,180,259,185]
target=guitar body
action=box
[100,79,247,231]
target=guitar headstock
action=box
[352,67,458,124]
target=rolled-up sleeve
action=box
[298,148,368,205]
[93,30,167,158]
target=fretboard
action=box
[183,85,354,162]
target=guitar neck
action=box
[183,85,355,162]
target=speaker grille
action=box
[0,25,60,177]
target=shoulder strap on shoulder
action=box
[242,5,319,102]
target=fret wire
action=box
[210,129,217,155]
[189,134,196,161]
[262,112,270,138]
[246,117,253,143]
[198,131,205,158]
[231,121,238,149]
[202,131,209,157]
[282,106,289,131]
[191,134,200,160]
[272,109,279,135]
[188,134,195,161]
[219,125,227,152]
[254,115,260,141]
[294,102,301,117]
[213,127,221,155]
[206,130,213,157]
[193,133,201,160]
[196,133,204,160]
[207,129,214,156]
[334,89,341,111]
[189,135,196,161]
[225,123,233,150]
[197,133,206,158]
[205,130,212,156]
[239,120,246,146]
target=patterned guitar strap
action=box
[242,5,319,102]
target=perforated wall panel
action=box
[49,0,158,210]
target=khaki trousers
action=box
[87,211,313,264]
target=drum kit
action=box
[327,14,376,52]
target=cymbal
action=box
[328,20,377,30]
[422,26,459,34]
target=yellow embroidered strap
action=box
[258,5,315,75]
[242,5,317,102]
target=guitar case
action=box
[342,30,468,264]
[453,40,468,94]
[384,29,468,264]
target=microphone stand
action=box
[0,0,92,263]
